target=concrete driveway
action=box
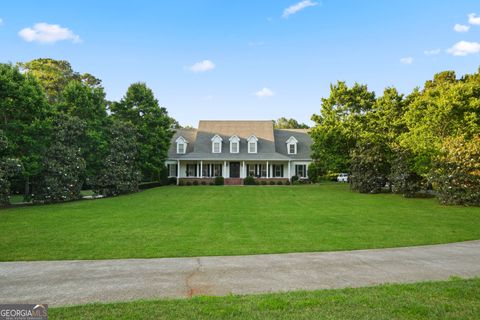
[1,240,479,306]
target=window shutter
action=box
[281,165,284,177]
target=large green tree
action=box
[111,82,174,181]
[93,120,141,196]
[311,81,376,172]
[18,58,101,103]
[399,70,480,174]
[0,63,50,199]
[274,117,309,129]
[57,80,109,182]
[35,114,86,203]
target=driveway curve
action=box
[1,240,479,306]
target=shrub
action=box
[269,181,275,185]
[430,136,480,206]
[261,180,267,185]
[186,181,192,186]
[139,181,163,190]
[201,181,206,185]
[178,180,184,186]
[277,181,283,185]
[243,176,256,185]
[308,162,324,183]
[291,175,299,183]
[192,180,199,186]
[389,148,423,197]
[168,177,177,185]
[214,176,224,186]
[350,141,390,194]
[285,180,291,185]
[209,182,214,185]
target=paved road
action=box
[1,241,480,307]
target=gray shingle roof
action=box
[274,129,312,160]
[168,121,312,161]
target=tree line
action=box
[309,69,480,206]
[0,58,176,205]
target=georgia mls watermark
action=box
[0,305,48,320]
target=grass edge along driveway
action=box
[50,277,480,319]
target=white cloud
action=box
[282,0,319,18]
[424,49,441,56]
[446,40,480,56]
[400,57,414,64]
[468,13,480,25]
[18,22,80,44]
[188,60,215,73]
[0,18,3,26]
[255,87,275,97]
[453,24,470,32]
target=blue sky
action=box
[1,0,480,126]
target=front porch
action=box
[166,159,309,185]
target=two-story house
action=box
[165,120,312,184]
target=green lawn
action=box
[50,277,480,319]
[1,184,480,261]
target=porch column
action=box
[223,161,227,178]
[242,161,245,178]
[266,161,269,178]
[177,160,180,185]
[200,160,203,178]
[196,161,200,178]
[288,160,291,180]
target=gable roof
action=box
[167,121,312,161]
[168,128,197,158]
[194,120,276,154]
[274,129,312,160]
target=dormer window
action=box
[229,135,240,153]
[286,136,298,155]
[211,134,223,153]
[176,136,188,154]
[247,135,258,154]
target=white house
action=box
[165,120,312,184]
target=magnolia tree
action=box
[349,141,390,194]
[431,136,480,206]
[34,115,86,203]
[0,131,22,206]
[93,121,141,197]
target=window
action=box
[248,142,256,153]
[178,143,185,154]
[211,135,223,153]
[213,142,221,153]
[202,163,222,177]
[212,164,222,177]
[247,135,258,154]
[176,136,188,154]
[288,143,296,154]
[231,142,238,153]
[295,164,307,178]
[229,135,240,153]
[202,164,210,177]
[168,164,177,177]
[186,164,197,177]
[246,164,267,177]
[273,164,283,178]
[286,136,298,155]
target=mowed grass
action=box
[50,278,480,319]
[1,184,480,261]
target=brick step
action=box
[224,178,243,185]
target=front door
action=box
[230,162,240,178]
